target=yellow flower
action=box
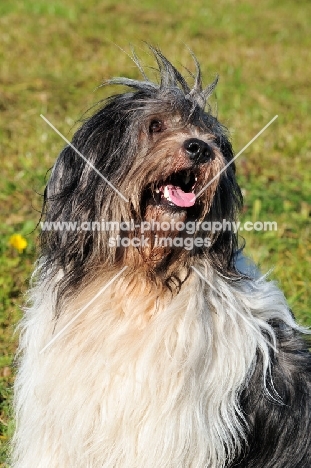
[9,234,28,253]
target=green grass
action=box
[1,0,311,463]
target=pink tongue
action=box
[167,185,196,207]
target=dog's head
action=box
[41,48,242,302]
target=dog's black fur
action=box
[233,324,311,467]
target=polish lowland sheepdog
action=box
[12,48,311,467]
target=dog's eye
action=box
[149,120,164,134]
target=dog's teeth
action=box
[163,186,173,202]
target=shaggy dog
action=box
[13,48,311,467]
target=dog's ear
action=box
[203,127,243,275]
[42,142,88,239]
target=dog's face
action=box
[134,110,225,227]
[42,49,242,303]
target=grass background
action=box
[0,0,310,463]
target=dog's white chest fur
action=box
[13,266,293,468]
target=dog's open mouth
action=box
[154,169,197,209]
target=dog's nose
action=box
[184,138,212,164]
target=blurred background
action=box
[0,0,310,462]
